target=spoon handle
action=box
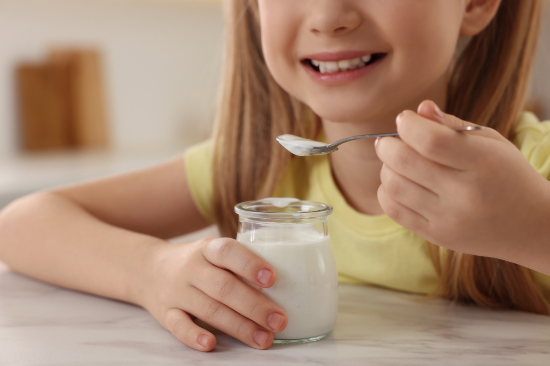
[328,125,485,149]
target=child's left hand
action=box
[375,100,550,268]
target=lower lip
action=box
[302,56,385,85]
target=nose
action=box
[307,0,362,36]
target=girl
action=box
[1,0,549,353]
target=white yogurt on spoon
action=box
[276,134,329,156]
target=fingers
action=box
[192,266,287,334]
[378,184,429,235]
[397,104,506,170]
[375,135,456,194]
[164,308,216,352]
[396,110,477,170]
[184,285,274,350]
[417,100,508,143]
[201,238,277,288]
[416,100,474,129]
[380,164,439,218]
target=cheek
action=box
[387,4,463,92]
[259,4,302,92]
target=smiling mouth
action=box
[304,53,386,74]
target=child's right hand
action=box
[137,237,288,352]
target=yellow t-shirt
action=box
[184,112,550,295]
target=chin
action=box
[307,102,377,123]
[301,90,394,123]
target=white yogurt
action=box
[276,134,328,156]
[237,227,338,340]
[258,197,299,208]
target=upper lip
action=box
[301,51,380,62]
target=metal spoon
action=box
[276,126,485,156]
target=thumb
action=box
[416,100,504,142]
[416,100,477,129]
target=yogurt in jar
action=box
[237,226,338,341]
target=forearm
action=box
[0,192,165,305]
[526,245,550,278]
[505,185,550,277]
[518,222,550,277]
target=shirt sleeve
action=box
[183,139,216,223]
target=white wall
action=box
[0,0,224,157]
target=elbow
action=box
[0,195,33,263]
[0,192,57,263]
[0,197,19,264]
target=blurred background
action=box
[0,0,223,209]
[0,0,549,211]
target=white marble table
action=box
[1,267,549,365]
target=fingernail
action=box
[198,335,210,348]
[433,103,445,119]
[374,137,380,148]
[254,330,269,347]
[396,112,405,127]
[257,269,272,286]
[267,313,284,332]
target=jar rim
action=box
[234,198,333,220]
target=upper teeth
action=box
[312,55,373,74]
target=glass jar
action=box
[235,198,338,344]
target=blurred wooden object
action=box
[17,63,74,151]
[16,48,109,152]
[49,49,109,148]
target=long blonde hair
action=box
[212,0,549,314]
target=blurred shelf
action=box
[0,144,188,209]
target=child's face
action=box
[258,0,466,124]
